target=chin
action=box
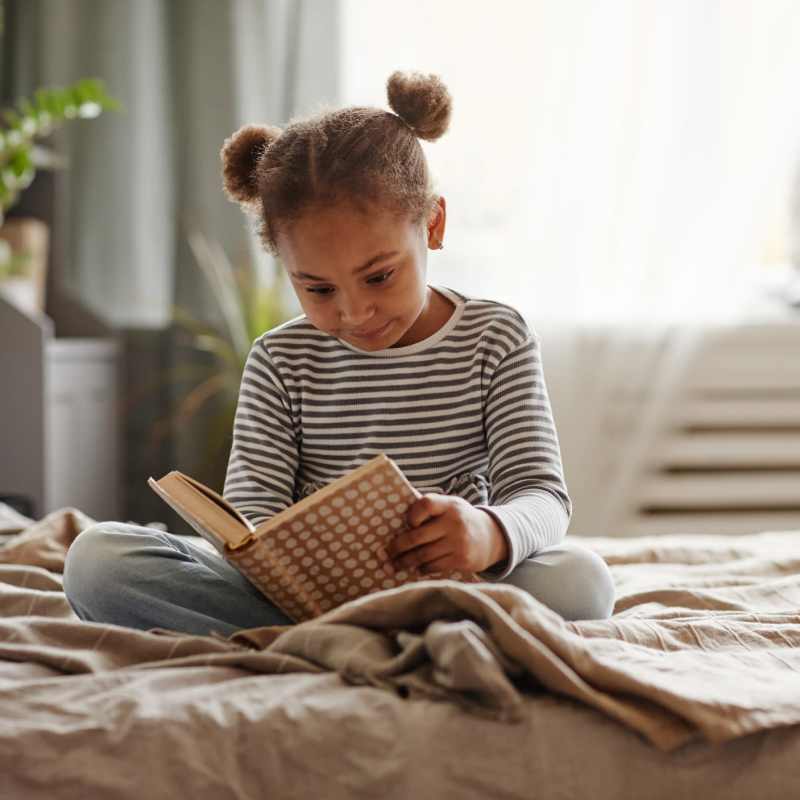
[355,334,394,349]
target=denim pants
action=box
[62,522,616,638]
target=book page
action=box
[147,477,229,554]
[178,473,256,533]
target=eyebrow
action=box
[291,251,399,282]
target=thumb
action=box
[407,493,447,528]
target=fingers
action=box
[390,538,454,575]
[407,504,432,529]
[387,519,438,561]
[416,554,455,575]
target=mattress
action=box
[1,503,800,800]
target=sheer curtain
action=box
[3,0,340,519]
[3,0,338,327]
[341,0,800,535]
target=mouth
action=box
[349,320,391,340]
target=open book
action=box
[148,453,480,624]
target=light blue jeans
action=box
[63,523,616,638]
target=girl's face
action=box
[277,197,447,350]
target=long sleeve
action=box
[222,341,300,528]
[474,332,572,581]
[220,287,571,578]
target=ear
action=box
[426,196,447,248]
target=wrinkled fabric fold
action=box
[3,506,800,754]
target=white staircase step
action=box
[673,397,800,428]
[659,433,800,468]
[684,364,800,392]
[622,511,800,537]
[638,471,800,509]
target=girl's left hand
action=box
[384,493,509,575]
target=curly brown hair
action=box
[219,70,453,257]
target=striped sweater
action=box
[222,284,572,581]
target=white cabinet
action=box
[0,294,121,520]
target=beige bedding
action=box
[2,504,800,799]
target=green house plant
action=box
[130,228,294,491]
[0,78,122,312]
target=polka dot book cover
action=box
[148,453,480,623]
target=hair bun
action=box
[220,123,283,206]
[386,70,452,142]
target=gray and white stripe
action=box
[223,285,572,580]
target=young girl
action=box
[63,71,615,638]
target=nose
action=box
[338,293,377,328]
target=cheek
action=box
[303,304,326,324]
[301,300,337,331]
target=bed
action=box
[2,502,800,799]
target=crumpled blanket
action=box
[2,503,800,752]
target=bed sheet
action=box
[2,503,800,800]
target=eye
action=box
[305,270,395,296]
[368,270,394,286]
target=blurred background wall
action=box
[1,0,799,537]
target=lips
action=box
[350,321,389,338]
